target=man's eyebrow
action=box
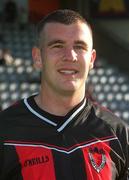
[74,40,88,47]
[47,40,88,48]
[47,40,64,47]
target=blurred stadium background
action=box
[0,0,129,124]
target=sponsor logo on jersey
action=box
[24,155,49,167]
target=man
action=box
[0,9,129,180]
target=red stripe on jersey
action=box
[82,142,112,180]
[16,146,56,180]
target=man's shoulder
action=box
[90,99,129,133]
[0,98,25,122]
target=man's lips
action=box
[58,69,78,75]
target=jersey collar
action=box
[24,95,87,132]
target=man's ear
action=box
[32,47,42,69]
[89,49,96,70]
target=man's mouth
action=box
[58,70,78,75]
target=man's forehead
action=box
[43,21,91,34]
[39,21,93,48]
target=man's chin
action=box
[58,86,79,96]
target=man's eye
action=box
[74,45,87,50]
[52,44,63,48]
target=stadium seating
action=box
[88,59,129,123]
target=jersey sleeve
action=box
[0,141,4,177]
[118,122,129,180]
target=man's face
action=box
[33,21,96,97]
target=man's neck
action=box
[34,90,85,116]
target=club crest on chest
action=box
[88,147,106,173]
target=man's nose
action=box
[63,48,77,62]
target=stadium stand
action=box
[0,22,128,124]
[88,59,129,124]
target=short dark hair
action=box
[36,9,92,46]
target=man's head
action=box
[32,9,96,99]
[36,9,93,47]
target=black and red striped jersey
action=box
[0,95,129,180]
